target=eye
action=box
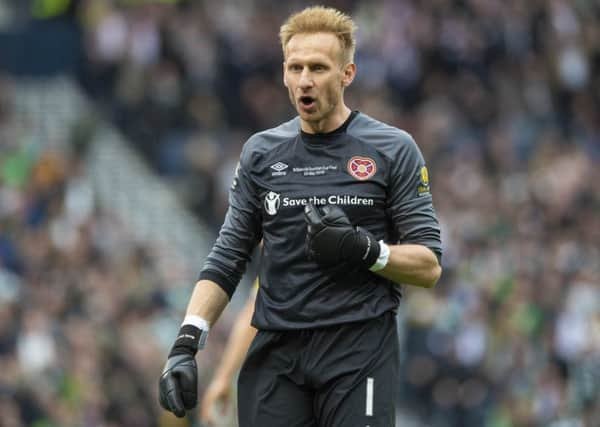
[288,64,303,72]
[312,64,326,72]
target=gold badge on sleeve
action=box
[417,165,430,195]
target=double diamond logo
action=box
[270,162,288,172]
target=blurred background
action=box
[0,0,599,426]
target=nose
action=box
[299,68,314,89]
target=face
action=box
[283,32,356,132]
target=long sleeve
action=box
[198,141,263,298]
[384,132,442,261]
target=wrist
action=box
[168,316,210,358]
[369,241,390,272]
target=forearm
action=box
[160,280,230,417]
[375,244,441,288]
[213,294,257,381]
[185,280,230,326]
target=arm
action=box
[208,289,257,385]
[382,132,442,287]
[375,244,441,288]
[185,280,230,324]
[159,141,262,418]
[305,204,441,289]
[304,132,442,289]
[158,281,229,419]
[201,289,257,425]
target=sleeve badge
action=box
[417,165,430,196]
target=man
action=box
[159,6,442,427]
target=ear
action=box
[282,61,288,88]
[341,63,356,88]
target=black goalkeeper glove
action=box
[304,202,380,268]
[158,325,202,417]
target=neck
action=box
[301,104,352,134]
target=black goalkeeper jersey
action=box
[199,111,442,330]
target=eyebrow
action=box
[285,54,335,65]
[286,59,330,66]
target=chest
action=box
[252,139,389,231]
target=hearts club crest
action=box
[347,156,376,180]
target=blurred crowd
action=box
[0,77,237,426]
[0,84,161,426]
[2,0,600,426]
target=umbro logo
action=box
[270,162,288,177]
[270,162,288,172]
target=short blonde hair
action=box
[279,6,357,65]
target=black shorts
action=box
[237,312,400,427]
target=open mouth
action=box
[299,96,316,110]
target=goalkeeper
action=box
[159,6,442,427]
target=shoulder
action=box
[241,117,300,162]
[347,113,420,160]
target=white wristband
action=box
[369,241,390,272]
[182,315,210,349]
